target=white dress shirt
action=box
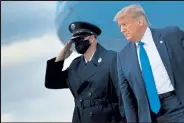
[136,27,174,94]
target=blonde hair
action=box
[113,4,151,26]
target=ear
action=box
[138,16,144,26]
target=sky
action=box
[1,1,184,122]
[1,1,80,122]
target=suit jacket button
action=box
[88,92,92,97]
[89,112,93,116]
[80,112,83,116]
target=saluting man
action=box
[45,21,126,123]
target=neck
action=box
[134,25,148,43]
[84,42,97,61]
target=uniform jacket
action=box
[45,43,126,123]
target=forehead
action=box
[117,13,134,24]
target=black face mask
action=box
[75,39,91,54]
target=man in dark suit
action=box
[113,4,184,122]
[45,21,126,123]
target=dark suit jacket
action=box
[117,26,184,122]
[45,43,126,123]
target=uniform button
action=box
[89,112,93,116]
[80,112,83,116]
[88,92,92,97]
[80,99,82,102]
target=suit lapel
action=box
[131,43,147,94]
[77,43,106,94]
[151,28,175,87]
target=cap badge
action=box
[71,24,75,31]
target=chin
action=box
[126,37,132,41]
[127,37,136,43]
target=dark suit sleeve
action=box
[110,53,126,121]
[45,57,69,89]
[117,53,138,122]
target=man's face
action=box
[117,13,141,43]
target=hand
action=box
[55,40,73,62]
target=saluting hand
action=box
[55,40,73,62]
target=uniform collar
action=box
[91,43,106,66]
